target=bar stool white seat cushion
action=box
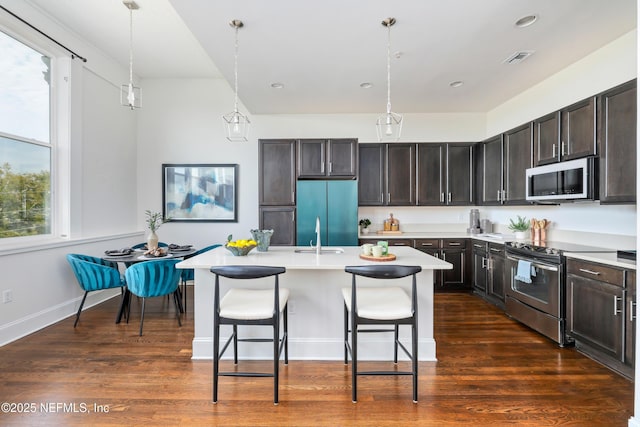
[220,288,290,320]
[342,286,412,320]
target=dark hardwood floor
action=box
[0,290,634,426]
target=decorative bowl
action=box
[224,244,257,256]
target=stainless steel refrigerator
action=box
[296,180,358,246]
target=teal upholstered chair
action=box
[66,254,125,327]
[124,259,182,336]
[179,244,221,311]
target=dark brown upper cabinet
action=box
[479,135,503,205]
[503,123,533,204]
[358,143,415,206]
[297,138,357,179]
[386,144,416,205]
[598,80,637,204]
[417,143,473,206]
[259,139,296,206]
[561,96,597,161]
[533,111,561,166]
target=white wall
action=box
[0,1,141,344]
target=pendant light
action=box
[121,0,141,109]
[376,17,402,142]
[222,19,250,142]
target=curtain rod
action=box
[0,5,87,62]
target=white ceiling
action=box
[23,0,638,115]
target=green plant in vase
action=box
[359,218,371,234]
[145,210,168,249]
[508,215,529,239]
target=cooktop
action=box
[506,240,617,256]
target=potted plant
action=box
[508,215,529,239]
[359,218,371,234]
[145,210,167,249]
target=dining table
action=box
[101,245,198,324]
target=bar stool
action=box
[343,264,422,403]
[209,265,289,405]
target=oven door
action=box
[506,254,562,317]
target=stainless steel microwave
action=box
[525,157,597,202]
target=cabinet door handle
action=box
[387,192,391,203]
[579,268,601,276]
[502,190,506,201]
[440,192,445,203]
[329,162,332,173]
[473,244,484,249]
[631,301,636,322]
[481,257,487,268]
[321,162,325,173]
[421,243,434,247]
[552,143,556,158]
[447,192,452,203]
[497,190,501,201]
[448,242,461,246]
[490,247,502,253]
[613,296,622,316]
[442,252,447,261]
[394,243,407,246]
[561,141,566,156]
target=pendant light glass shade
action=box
[376,17,402,142]
[121,0,141,109]
[223,19,250,142]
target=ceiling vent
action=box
[503,50,535,64]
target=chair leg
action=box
[173,291,182,326]
[74,291,89,327]
[283,304,289,365]
[343,303,349,364]
[233,325,238,364]
[394,324,399,363]
[213,315,220,403]
[139,298,146,336]
[412,320,418,403]
[273,319,279,405]
[182,279,188,314]
[351,314,358,403]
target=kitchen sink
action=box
[294,248,344,254]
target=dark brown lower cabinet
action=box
[566,259,634,379]
[471,239,505,309]
[259,207,296,246]
[414,238,469,292]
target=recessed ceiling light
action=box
[515,15,538,28]
[270,82,284,89]
[360,82,373,89]
[449,81,464,88]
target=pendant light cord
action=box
[128,7,134,86]
[386,21,392,116]
[233,24,239,114]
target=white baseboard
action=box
[0,289,120,346]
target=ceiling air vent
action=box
[503,50,535,64]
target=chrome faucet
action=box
[312,216,321,255]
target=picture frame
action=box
[162,163,238,222]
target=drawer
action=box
[471,240,488,252]
[488,243,504,256]
[566,259,624,287]
[442,239,467,249]
[414,239,440,250]
[387,238,413,247]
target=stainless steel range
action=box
[504,240,615,346]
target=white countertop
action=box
[564,252,636,270]
[176,245,453,270]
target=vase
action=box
[250,229,274,252]
[514,231,527,240]
[147,230,159,250]
[361,227,369,234]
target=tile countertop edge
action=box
[563,252,637,270]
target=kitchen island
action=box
[176,246,452,360]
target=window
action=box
[0,30,52,238]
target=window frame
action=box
[0,22,71,250]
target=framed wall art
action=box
[162,163,238,222]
